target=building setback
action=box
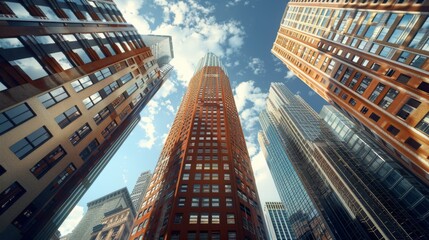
[272,0,429,185]
[0,1,173,239]
[69,188,134,240]
[259,83,429,239]
[263,202,293,240]
[130,171,152,211]
[129,53,267,240]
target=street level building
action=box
[130,171,152,211]
[69,188,134,240]
[0,1,173,239]
[263,202,293,240]
[90,207,134,240]
[129,53,267,240]
[259,83,429,239]
[272,0,429,185]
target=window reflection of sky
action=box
[4,2,32,18]
[0,38,23,48]
[10,57,48,80]
[50,52,73,70]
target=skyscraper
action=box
[260,83,429,239]
[0,1,173,239]
[130,171,152,211]
[68,188,134,240]
[90,207,134,240]
[129,53,267,240]
[272,1,429,185]
[263,202,293,240]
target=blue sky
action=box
[59,0,327,235]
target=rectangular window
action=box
[10,126,52,159]
[0,182,26,215]
[180,184,188,192]
[356,76,372,94]
[71,76,93,92]
[387,125,400,136]
[38,87,69,108]
[101,120,117,138]
[416,113,429,136]
[396,74,411,84]
[69,123,91,145]
[369,113,380,122]
[348,72,361,89]
[55,106,81,129]
[0,103,35,135]
[94,67,112,81]
[126,83,138,96]
[103,81,119,96]
[379,88,399,109]
[211,213,220,224]
[119,73,133,84]
[368,83,385,102]
[405,137,421,150]
[111,94,126,109]
[83,92,102,109]
[201,213,209,224]
[93,107,111,125]
[340,68,352,84]
[49,163,76,192]
[227,214,235,224]
[79,139,99,161]
[193,184,200,193]
[397,98,421,120]
[30,145,66,179]
[226,198,233,207]
[189,213,198,224]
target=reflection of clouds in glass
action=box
[11,57,48,80]
[74,48,91,64]
[34,35,55,44]
[63,34,77,42]
[0,38,23,49]
[5,2,32,18]
[81,11,93,21]
[38,5,60,20]
[92,46,106,59]
[115,43,125,53]
[104,44,116,55]
[50,52,73,70]
[62,8,78,20]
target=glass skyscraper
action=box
[264,202,294,240]
[259,82,429,239]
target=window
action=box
[193,184,200,193]
[38,87,69,108]
[227,214,235,224]
[126,83,138,96]
[10,126,52,159]
[120,73,133,84]
[94,68,112,81]
[9,57,48,80]
[211,213,220,224]
[0,103,35,135]
[93,107,110,125]
[0,38,23,48]
[30,145,66,179]
[71,76,93,92]
[387,125,400,136]
[83,92,102,109]
[418,81,429,94]
[203,184,210,193]
[369,113,380,122]
[55,106,81,128]
[195,173,201,180]
[92,46,105,59]
[360,106,369,114]
[348,72,361,89]
[397,98,421,120]
[0,182,26,215]
[416,113,429,136]
[225,185,232,192]
[4,2,32,18]
[101,120,117,138]
[178,197,185,207]
[174,214,183,224]
[405,137,421,150]
[368,83,385,102]
[103,81,119,96]
[226,198,233,207]
[49,164,76,191]
[79,139,99,161]
[410,55,427,68]
[180,184,188,192]
[212,198,220,207]
[212,185,219,193]
[189,213,198,224]
[50,52,73,70]
[396,74,411,84]
[182,173,189,180]
[379,88,399,109]
[74,48,91,64]
[201,213,209,224]
[69,123,91,145]
[356,77,372,94]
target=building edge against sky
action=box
[259,83,429,239]
[129,53,267,240]
[0,0,173,239]
[272,0,429,185]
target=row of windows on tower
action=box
[2,1,125,23]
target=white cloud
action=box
[115,0,151,34]
[248,58,265,75]
[155,79,177,99]
[285,70,295,79]
[122,168,128,185]
[234,80,267,113]
[58,205,85,236]
[226,0,249,8]
[308,90,315,96]
[138,116,157,149]
[274,67,282,72]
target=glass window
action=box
[0,103,35,135]
[49,163,76,191]
[30,145,66,179]
[0,182,26,215]
[38,87,69,108]
[211,213,220,224]
[120,73,133,84]
[189,213,198,224]
[0,38,23,49]
[387,29,404,44]
[94,68,112,81]
[10,126,52,159]
[410,55,427,68]
[368,83,385,102]
[71,76,93,92]
[356,76,372,94]
[397,98,421,120]
[62,8,78,20]
[34,35,55,44]
[69,123,91,145]
[9,57,48,80]
[227,214,235,224]
[62,34,77,42]
[379,88,399,109]
[82,92,102,109]
[104,44,116,55]
[50,52,73,70]
[38,5,60,20]
[92,46,105,59]
[55,106,81,128]
[74,48,91,64]
[416,113,429,136]
[79,139,99,160]
[4,2,32,18]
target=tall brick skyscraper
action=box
[129,53,267,240]
[272,1,429,185]
[0,0,172,239]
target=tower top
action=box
[194,52,228,76]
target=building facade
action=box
[0,1,173,239]
[69,188,134,240]
[263,202,293,240]
[272,0,429,185]
[260,83,429,239]
[129,53,267,240]
[90,207,134,240]
[130,171,152,211]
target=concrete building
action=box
[130,171,152,211]
[69,188,134,240]
[90,207,134,240]
[272,0,429,185]
[263,202,293,240]
[129,53,267,240]
[259,83,429,239]
[0,1,173,239]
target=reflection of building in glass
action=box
[272,1,429,185]
[130,171,152,211]
[260,83,429,239]
[141,35,174,68]
[129,53,267,240]
[0,1,173,239]
[263,202,293,240]
[69,188,134,240]
[90,207,134,240]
